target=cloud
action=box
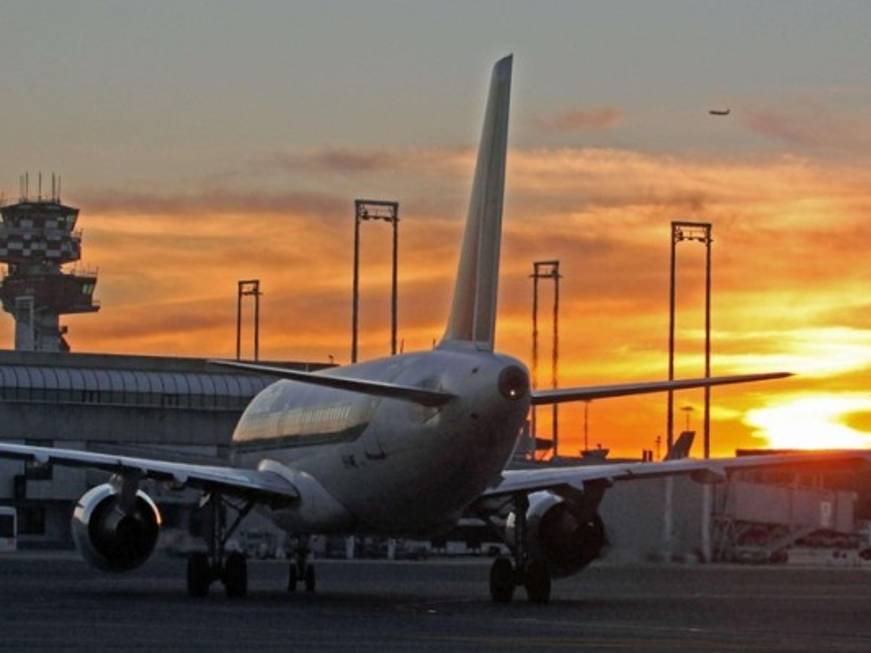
[743,109,818,147]
[824,303,871,330]
[73,187,347,218]
[537,107,623,132]
[260,146,472,176]
[844,410,871,433]
[265,148,399,173]
[82,298,230,341]
[742,100,871,158]
[18,142,869,457]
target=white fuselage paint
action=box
[231,346,529,537]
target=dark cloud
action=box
[741,104,871,158]
[743,110,817,147]
[261,146,472,176]
[266,148,399,173]
[754,367,871,395]
[73,187,346,218]
[537,108,623,132]
[79,297,231,341]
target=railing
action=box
[68,264,99,278]
[0,225,82,241]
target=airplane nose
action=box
[497,365,529,401]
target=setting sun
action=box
[745,395,871,450]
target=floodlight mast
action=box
[530,260,561,457]
[236,279,261,361]
[351,200,399,364]
[667,221,712,458]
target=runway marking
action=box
[419,634,779,650]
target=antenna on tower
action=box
[38,171,42,201]
[51,173,55,201]
[57,175,62,200]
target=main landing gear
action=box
[487,493,552,604]
[287,536,316,593]
[187,492,253,598]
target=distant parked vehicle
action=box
[0,507,16,552]
[240,531,280,559]
[394,542,430,561]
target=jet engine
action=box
[71,483,162,573]
[510,490,606,578]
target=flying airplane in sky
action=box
[709,108,731,116]
[0,56,866,604]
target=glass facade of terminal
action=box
[0,365,273,411]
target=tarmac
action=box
[1,553,870,652]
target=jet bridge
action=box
[711,478,857,562]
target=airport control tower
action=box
[0,177,99,351]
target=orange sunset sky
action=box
[1,3,869,457]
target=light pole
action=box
[583,400,591,452]
[681,404,694,433]
[236,279,261,361]
[351,200,399,363]
[667,222,712,457]
[530,260,561,455]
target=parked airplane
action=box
[0,56,865,603]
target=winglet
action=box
[440,55,512,351]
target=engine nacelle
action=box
[509,490,606,578]
[71,483,162,573]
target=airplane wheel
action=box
[304,565,316,592]
[223,552,248,598]
[288,563,297,592]
[523,558,551,604]
[187,552,211,598]
[489,556,515,603]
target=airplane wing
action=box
[0,443,299,502]
[530,372,790,405]
[480,450,871,499]
[209,360,455,407]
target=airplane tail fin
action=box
[664,431,695,461]
[440,55,512,352]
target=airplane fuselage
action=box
[231,346,530,536]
